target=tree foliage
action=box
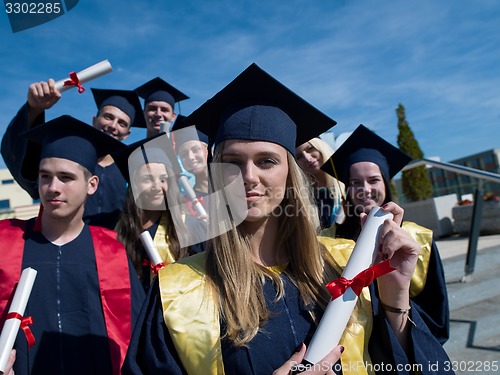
[396,104,433,201]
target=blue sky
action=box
[1,0,499,170]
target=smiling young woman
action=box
[322,124,450,346]
[123,65,454,375]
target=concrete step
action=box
[444,295,500,354]
[441,246,500,374]
[446,269,500,312]
[444,244,500,309]
[442,244,500,283]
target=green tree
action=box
[396,104,433,201]
[389,179,400,203]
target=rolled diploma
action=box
[0,267,37,372]
[54,60,113,93]
[304,206,393,364]
[139,231,164,269]
[178,175,208,219]
[159,121,172,133]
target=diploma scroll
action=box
[0,267,38,373]
[159,121,173,133]
[139,231,165,272]
[304,206,393,364]
[54,60,113,93]
[178,175,208,220]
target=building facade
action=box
[394,148,500,204]
[428,149,500,199]
[0,168,40,219]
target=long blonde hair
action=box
[206,143,339,346]
[307,138,336,187]
[304,137,346,205]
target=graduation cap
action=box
[91,88,146,128]
[135,77,189,109]
[321,124,412,184]
[185,63,336,157]
[21,115,125,175]
[171,115,209,146]
[112,133,174,184]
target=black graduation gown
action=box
[123,273,454,375]
[411,240,450,345]
[123,276,312,375]
[1,103,42,198]
[83,162,127,229]
[12,219,145,375]
[1,103,127,230]
[122,277,186,375]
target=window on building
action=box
[0,199,10,209]
[445,172,457,183]
[482,155,495,171]
[1,179,14,185]
[469,159,480,168]
[459,175,470,185]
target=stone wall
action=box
[401,194,458,239]
[452,201,500,235]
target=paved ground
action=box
[436,233,500,261]
[436,233,500,375]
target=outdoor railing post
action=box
[462,182,484,281]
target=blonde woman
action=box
[123,64,453,375]
[296,137,345,230]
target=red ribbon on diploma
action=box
[151,262,165,274]
[63,72,86,93]
[142,259,165,274]
[6,312,36,348]
[184,195,205,218]
[326,259,396,300]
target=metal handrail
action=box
[401,158,499,280]
[401,158,500,183]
